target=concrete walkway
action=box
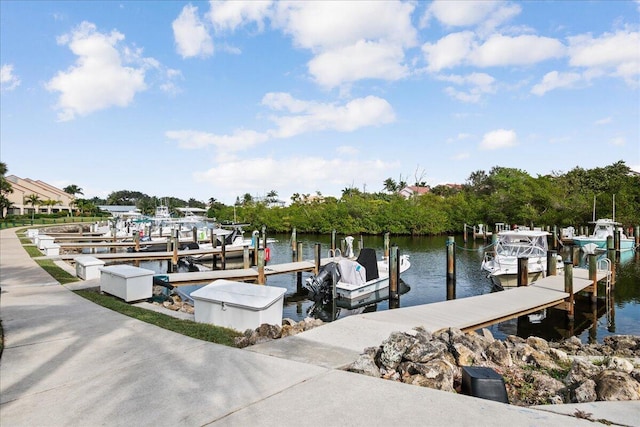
[1,227,638,426]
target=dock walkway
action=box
[249,272,605,368]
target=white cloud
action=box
[173,4,214,58]
[608,136,626,146]
[272,1,416,51]
[422,0,520,33]
[480,129,517,150]
[337,146,359,155]
[193,155,399,203]
[1,64,21,91]
[595,117,612,125]
[568,30,640,86]
[308,40,408,87]
[165,129,269,151]
[207,0,272,32]
[423,32,564,73]
[46,22,149,121]
[531,71,582,95]
[471,34,565,67]
[263,93,396,138]
[438,72,496,103]
[452,152,470,160]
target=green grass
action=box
[37,259,79,285]
[75,290,242,346]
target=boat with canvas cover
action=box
[481,228,563,287]
[572,218,635,254]
[305,246,411,302]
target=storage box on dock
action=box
[42,242,60,256]
[37,235,55,250]
[75,256,105,280]
[99,265,154,302]
[27,229,39,240]
[191,280,287,331]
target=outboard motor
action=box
[304,262,341,303]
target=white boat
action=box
[481,228,563,287]
[572,218,634,254]
[305,246,411,301]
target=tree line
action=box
[2,161,638,235]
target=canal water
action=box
[137,233,638,344]
[257,233,640,344]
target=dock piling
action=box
[517,257,528,287]
[546,250,557,276]
[291,228,297,261]
[384,232,390,259]
[331,230,337,252]
[243,245,250,269]
[446,236,456,300]
[314,243,321,274]
[564,261,574,321]
[257,248,265,285]
[588,253,598,304]
[296,242,303,292]
[389,245,399,301]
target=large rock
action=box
[485,340,513,368]
[595,370,640,401]
[565,359,602,387]
[347,352,381,378]
[404,337,448,364]
[400,359,456,392]
[572,379,597,403]
[379,332,413,370]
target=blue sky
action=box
[1,1,639,205]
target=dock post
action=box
[192,226,197,243]
[331,229,337,252]
[252,230,259,266]
[243,245,250,269]
[389,245,399,300]
[547,250,557,276]
[331,264,337,300]
[358,235,364,256]
[261,226,267,255]
[572,245,580,266]
[614,226,621,256]
[221,239,227,270]
[564,261,574,321]
[463,223,468,243]
[635,225,640,249]
[517,257,529,286]
[446,236,456,290]
[607,235,616,263]
[588,253,598,304]
[384,232,390,259]
[134,232,140,252]
[257,248,265,285]
[172,230,178,269]
[552,225,558,250]
[296,242,303,292]
[314,243,321,274]
[291,228,297,261]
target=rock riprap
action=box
[346,327,640,406]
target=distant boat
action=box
[572,218,634,253]
[481,228,563,287]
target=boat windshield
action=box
[496,234,547,258]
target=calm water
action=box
[261,234,640,344]
[139,233,639,344]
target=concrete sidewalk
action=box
[1,227,637,426]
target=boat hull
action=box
[487,270,547,288]
[573,237,635,252]
[336,256,410,300]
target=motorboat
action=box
[481,228,563,287]
[305,246,411,302]
[572,218,635,254]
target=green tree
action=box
[0,162,14,218]
[24,193,42,222]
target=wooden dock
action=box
[165,261,319,285]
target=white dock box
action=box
[27,229,39,240]
[191,280,287,331]
[37,235,55,250]
[75,256,105,280]
[99,265,154,302]
[42,243,60,256]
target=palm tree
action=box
[63,185,83,216]
[0,161,13,218]
[24,194,42,223]
[42,199,62,214]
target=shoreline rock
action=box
[345,327,640,406]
